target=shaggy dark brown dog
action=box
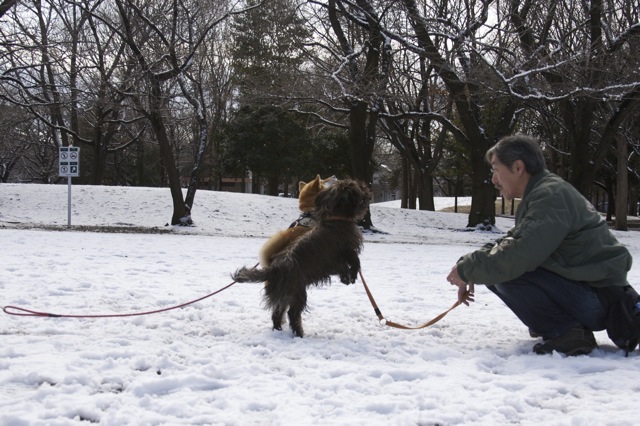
[232,179,371,337]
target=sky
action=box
[1,183,639,426]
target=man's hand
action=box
[447,266,475,306]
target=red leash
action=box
[3,280,237,319]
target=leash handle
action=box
[358,269,462,330]
[3,306,61,317]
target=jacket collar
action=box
[522,169,550,200]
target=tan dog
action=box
[259,175,336,267]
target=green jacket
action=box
[457,170,632,287]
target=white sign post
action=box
[59,146,80,227]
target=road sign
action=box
[59,146,80,177]
[59,146,80,227]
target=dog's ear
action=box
[298,175,320,192]
[299,175,324,212]
[320,175,337,189]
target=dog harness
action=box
[289,212,316,228]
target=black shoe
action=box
[528,328,542,339]
[532,326,597,356]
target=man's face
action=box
[490,154,526,200]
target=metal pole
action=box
[67,176,72,227]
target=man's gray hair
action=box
[486,134,547,175]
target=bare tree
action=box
[108,0,251,225]
[1,0,251,224]
[0,102,35,182]
[505,0,640,199]
[303,0,639,227]
[0,0,18,18]
[0,0,74,150]
[0,0,145,185]
[301,0,520,226]
[293,0,393,228]
[379,41,454,211]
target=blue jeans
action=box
[487,268,606,339]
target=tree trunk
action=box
[409,169,418,209]
[417,170,435,211]
[0,0,19,18]
[614,135,628,230]
[401,155,409,208]
[468,143,496,227]
[183,87,209,214]
[93,124,106,185]
[629,184,638,217]
[604,179,615,221]
[136,137,144,185]
[348,100,376,228]
[148,79,190,225]
[268,177,280,196]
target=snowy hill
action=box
[0,183,497,245]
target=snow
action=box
[1,183,639,426]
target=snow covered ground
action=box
[1,183,639,426]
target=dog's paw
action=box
[342,268,358,284]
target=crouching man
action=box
[447,134,637,356]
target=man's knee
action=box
[491,282,518,297]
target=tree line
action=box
[0,0,638,230]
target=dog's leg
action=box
[287,309,304,338]
[347,253,361,283]
[287,290,307,338]
[271,304,287,331]
[263,277,290,332]
[339,251,361,284]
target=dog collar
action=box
[325,216,355,222]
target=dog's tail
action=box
[231,266,270,283]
